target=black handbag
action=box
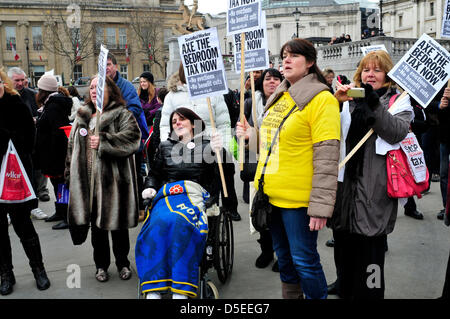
[251,104,297,232]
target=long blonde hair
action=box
[137,78,156,103]
[0,67,19,96]
[353,50,396,89]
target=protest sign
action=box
[361,44,388,56]
[388,33,450,108]
[234,12,269,73]
[227,0,262,35]
[441,0,450,38]
[399,133,427,183]
[96,45,109,113]
[178,28,228,99]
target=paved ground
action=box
[3,171,449,299]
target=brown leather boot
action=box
[281,282,304,299]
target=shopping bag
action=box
[56,183,70,204]
[0,140,36,203]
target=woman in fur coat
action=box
[65,76,141,283]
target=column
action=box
[17,20,30,70]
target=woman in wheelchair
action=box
[135,107,221,299]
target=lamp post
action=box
[379,0,385,36]
[24,37,31,79]
[293,7,301,38]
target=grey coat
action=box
[65,102,141,231]
[331,88,412,236]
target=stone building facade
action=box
[381,0,445,39]
[0,0,203,86]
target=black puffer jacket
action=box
[35,93,72,176]
[144,136,220,205]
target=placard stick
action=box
[239,32,246,171]
[338,90,408,170]
[207,97,228,198]
[89,112,101,212]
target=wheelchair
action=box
[137,204,234,299]
[138,134,234,299]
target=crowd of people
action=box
[1,37,449,300]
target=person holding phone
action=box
[331,50,413,299]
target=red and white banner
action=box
[76,42,81,62]
[0,140,36,203]
[125,44,130,63]
[10,41,19,61]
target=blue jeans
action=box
[269,206,328,299]
[440,144,450,207]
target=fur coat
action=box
[65,101,141,231]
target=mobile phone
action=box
[346,88,365,98]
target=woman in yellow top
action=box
[237,39,340,299]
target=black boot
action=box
[52,204,69,230]
[255,230,274,268]
[0,268,15,296]
[21,237,50,291]
[45,202,64,222]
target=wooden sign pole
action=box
[239,32,246,171]
[207,97,228,197]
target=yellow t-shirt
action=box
[254,90,340,208]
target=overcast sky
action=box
[189,0,379,15]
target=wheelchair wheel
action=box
[199,279,219,299]
[213,208,234,284]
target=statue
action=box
[173,0,204,35]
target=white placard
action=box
[441,0,450,38]
[227,0,262,36]
[399,133,427,183]
[178,28,228,100]
[387,34,450,108]
[96,45,109,113]
[234,11,269,73]
[361,44,388,56]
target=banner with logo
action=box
[388,33,450,108]
[178,28,228,99]
[0,140,36,203]
[234,11,269,73]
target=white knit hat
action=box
[37,74,58,92]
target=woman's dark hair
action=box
[67,85,81,98]
[178,63,186,84]
[279,38,328,85]
[157,87,169,104]
[84,75,126,113]
[255,68,283,103]
[169,107,205,137]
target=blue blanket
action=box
[135,181,209,298]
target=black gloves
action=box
[360,82,380,111]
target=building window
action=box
[143,64,150,72]
[430,2,434,17]
[5,26,16,50]
[32,26,43,50]
[96,27,104,47]
[119,28,127,49]
[399,15,403,28]
[73,65,82,81]
[120,64,128,80]
[106,27,116,49]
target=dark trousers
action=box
[0,203,38,270]
[220,150,238,213]
[90,210,130,272]
[333,230,386,299]
[404,197,417,212]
